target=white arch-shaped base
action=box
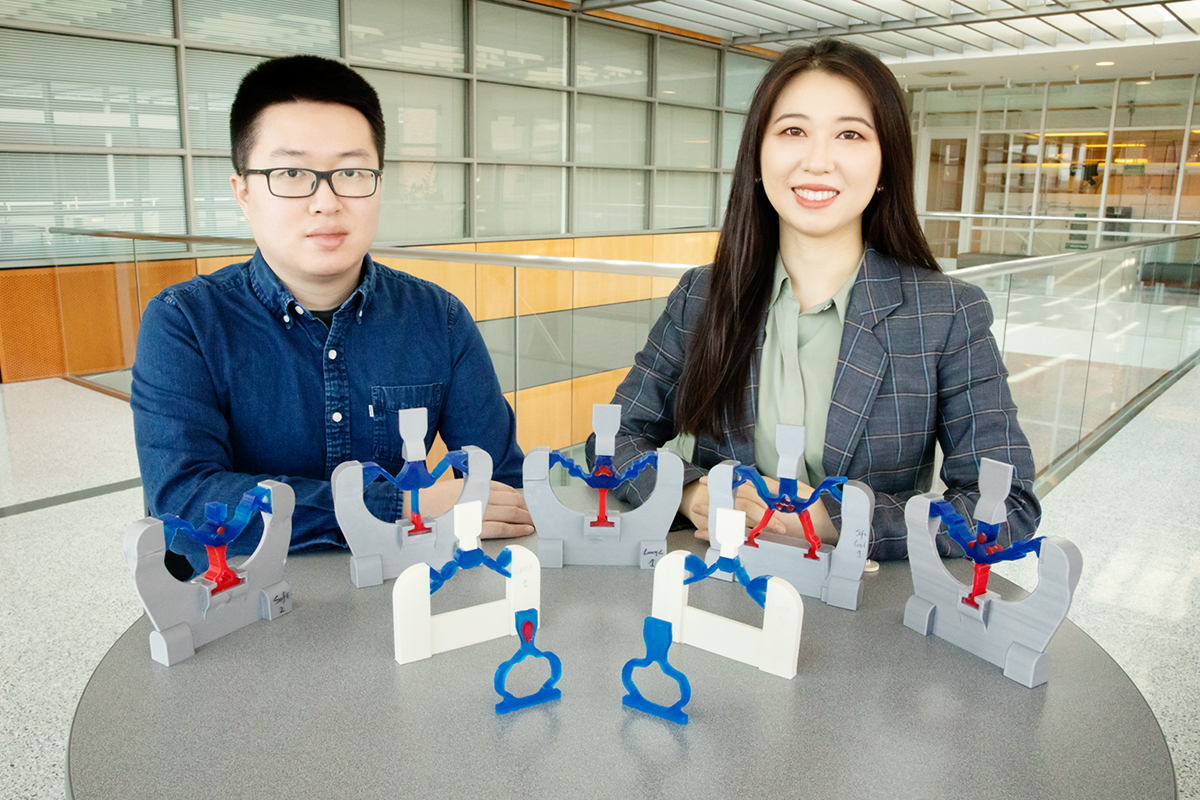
[649,550,804,680]
[393,545,541,665]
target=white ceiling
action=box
[574,0,1200,86]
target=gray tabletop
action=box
[69,530,1176,799]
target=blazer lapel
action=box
[825,251,904,477]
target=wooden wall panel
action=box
[57,263,137,375]
[571,367,631,445]
[572,236,654,308]
[475,264,514,321]
[196,255,253,276]
[652,232,718,298]
[515,380,573,453]
[376,244,477,319]
[135,259,197,314]
[479,239,574,316]
[426,433,452,484]
[0,267,66,382]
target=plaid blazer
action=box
[603,249,1040,561]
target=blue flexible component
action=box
[361,450,471,517]
[494,608,563,715]
[550,451,657,490]
[683,553,770,608]
[428,546,514,594]
[621,616,691,725]
[929,499,1043,564]
[732,467,846,514]
[159,486,272,548]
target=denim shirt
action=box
[131,250,524,571]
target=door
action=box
[915,127,979,269]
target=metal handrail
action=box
[951,232,1200,280]
[44,226,1200,282]
[919,211,1200,227]
[45,226,693,279]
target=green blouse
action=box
[754,252,859,484]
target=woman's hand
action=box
[679,476,786,541]
[404,480,535,539]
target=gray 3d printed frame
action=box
[902,483,1083,688]
[523,446,683,568]
[523,405,683,568]
[332,446,493,588]
[123,480,295,666]
[702,460,874,611]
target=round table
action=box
[68,530,1176,799]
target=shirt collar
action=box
[770,251,862,326]
[248,249,376,327]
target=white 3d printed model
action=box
[394,501,541,666]
[652,507,804,680]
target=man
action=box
[132,55,531,577]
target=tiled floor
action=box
[1,373,1197,798]
[993,362,1200,799]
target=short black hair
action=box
[230,55,386,173]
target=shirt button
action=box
[328,349,338,360]
[331,411,343,422]
[295,306,305,315]
[283,314,290,323]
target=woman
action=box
[600,39,1039,560]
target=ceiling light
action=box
[1136,81,1151,85]
[1096,61,1115,66]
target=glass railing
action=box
[919,211,1200,265]
[953,233,1200,489]
[11,227,1200,492]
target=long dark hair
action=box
[674,38,938,439]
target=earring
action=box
[755,177,762,183]
[876,185,884,193]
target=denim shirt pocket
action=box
[371,384,445,463]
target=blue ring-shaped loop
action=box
[621,616,691,725]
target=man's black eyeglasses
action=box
[241,167,382,198]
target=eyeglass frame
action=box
[240,167,384,198]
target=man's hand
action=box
[404,480,535,539]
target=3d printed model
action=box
[652,508,805,680]
[684,540,770,609]
[704,425,873,610]
[394,501,541,666]
[903,458,1083,688]
[621,616,691,725]
[124,481,295,666]
[524,404,683,569]
[159,486,272,592]
[333,406,493,588]
[494,608,562,714]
